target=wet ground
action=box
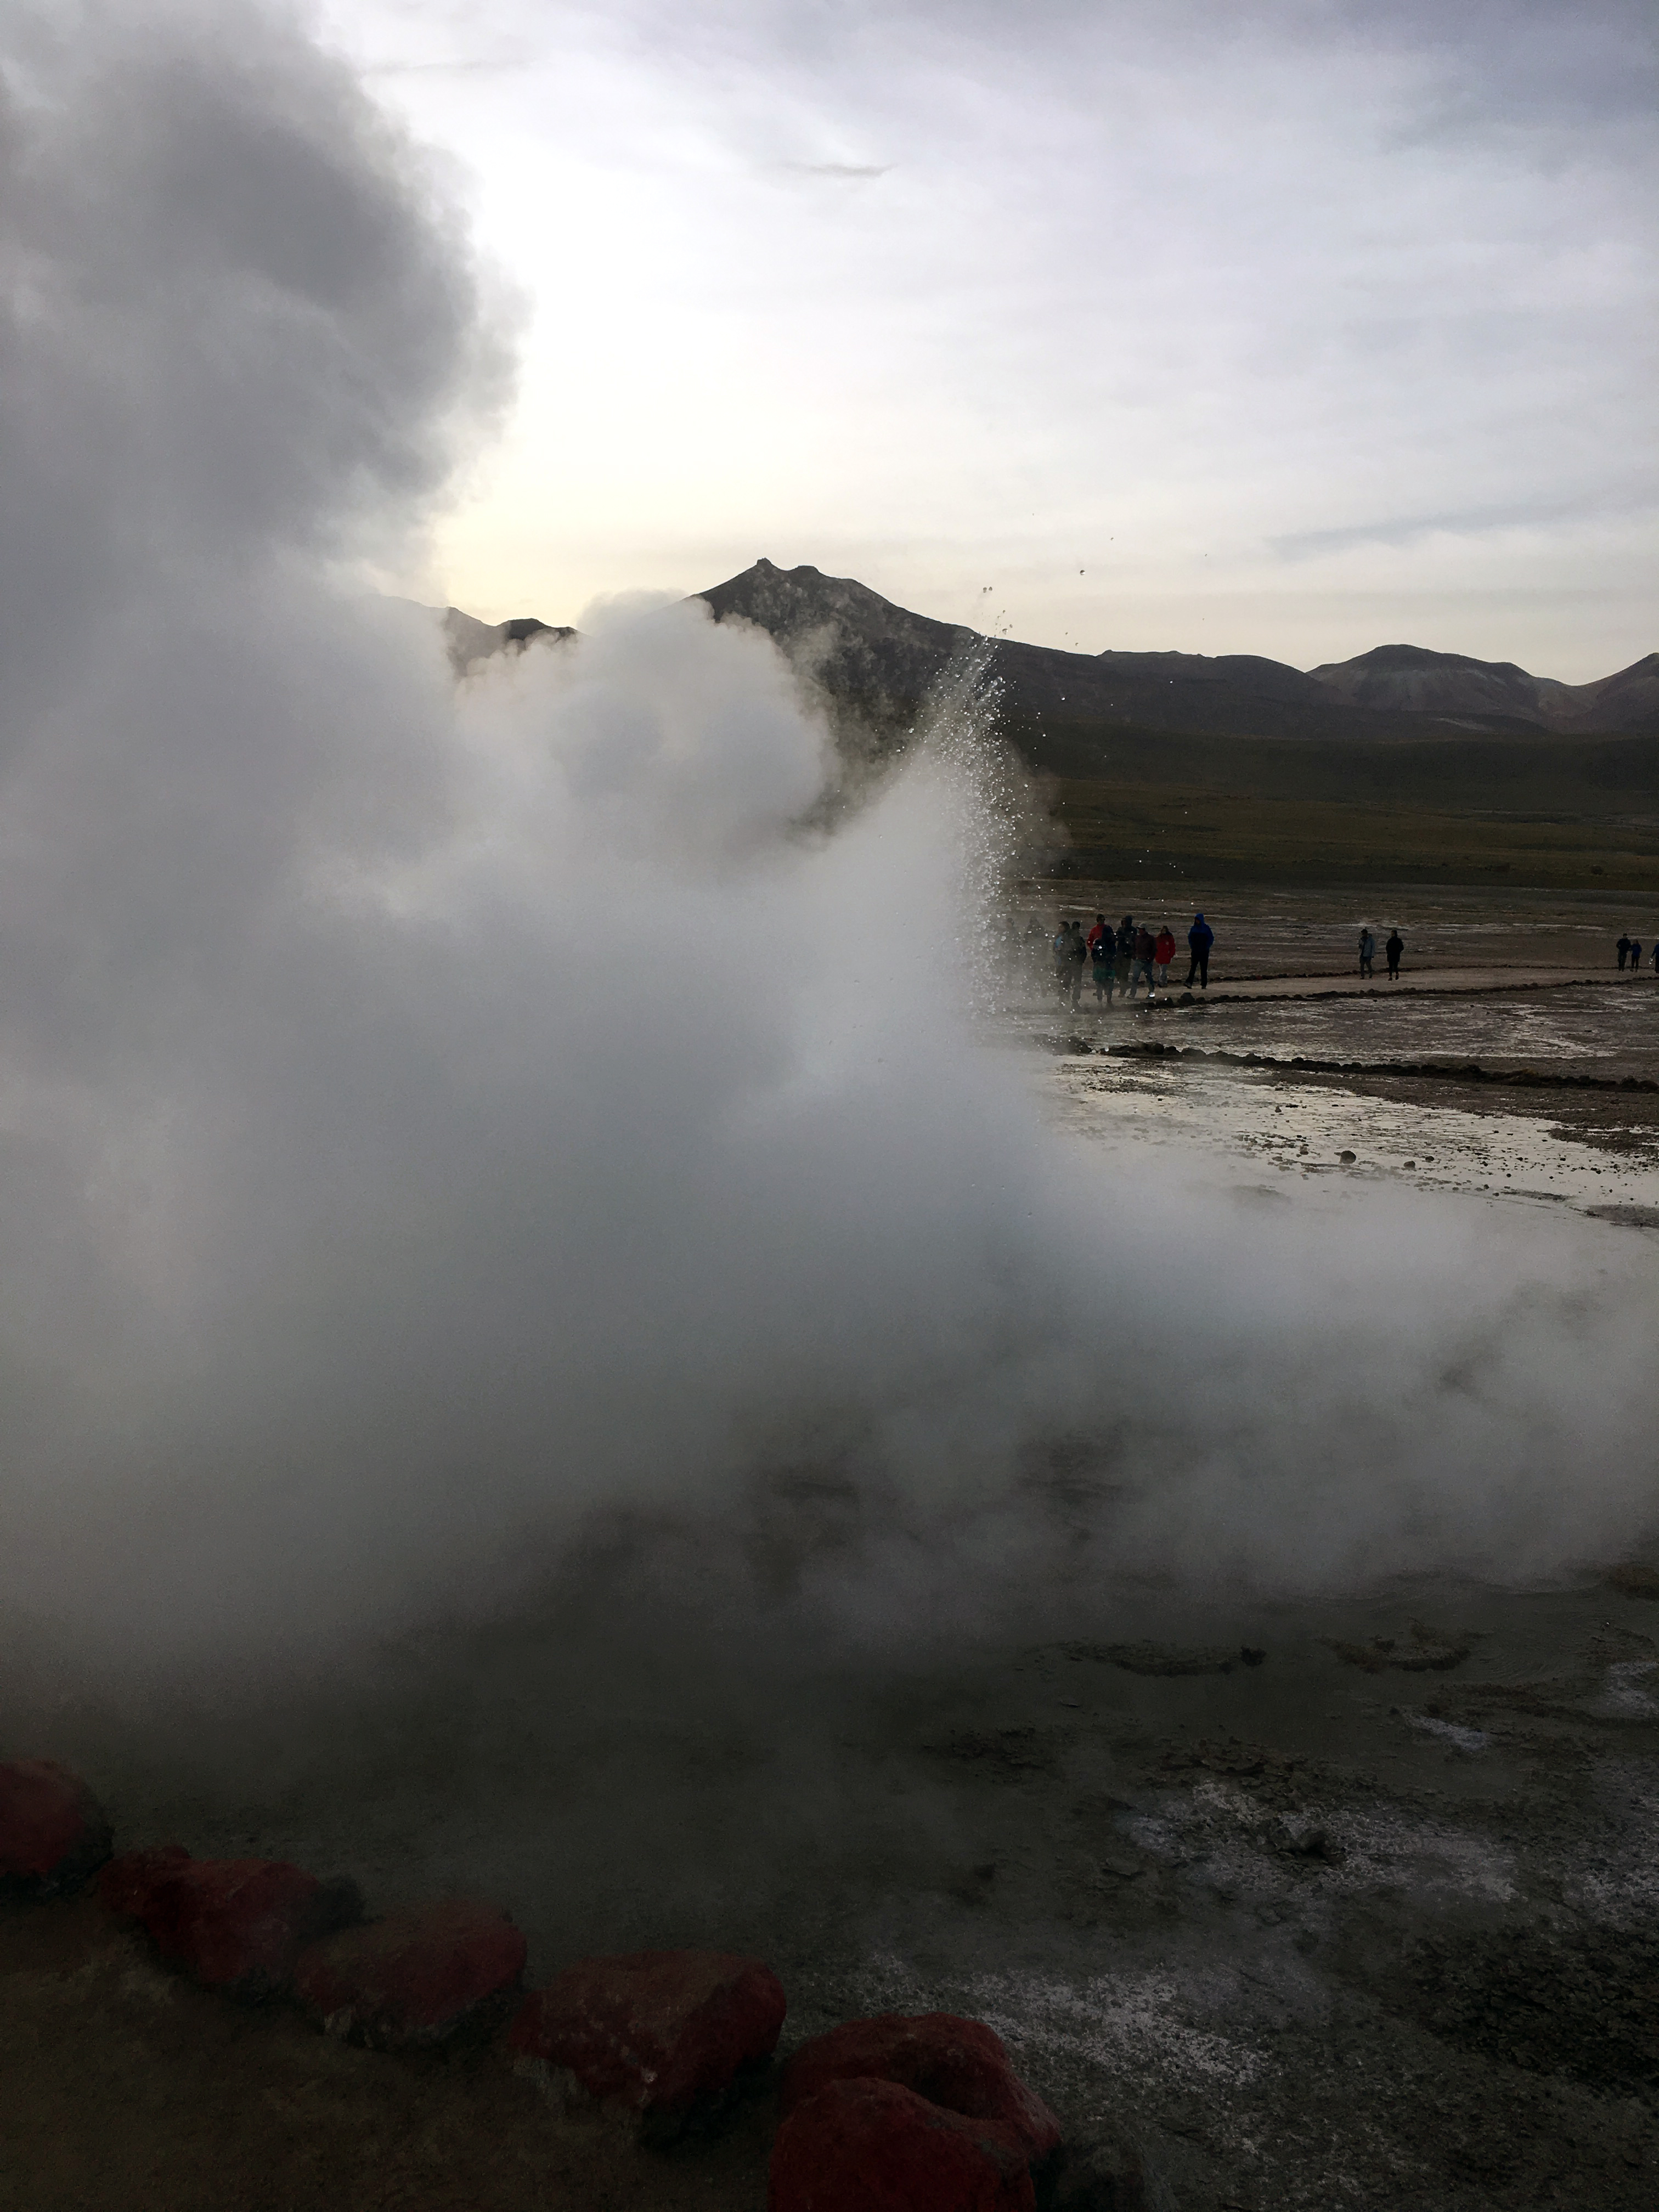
[1015,882,1659,990]
[9,1567,1656,2211]
[4,883,1657,2210]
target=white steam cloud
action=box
[0,2,1654,1687]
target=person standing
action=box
[1052,921,1073,1000]
[1186,911,1214,989]
[1154,923,1175,985]
[1066,919,1088,1006]
[1133,923,1156,998]
[1115,915,1135,1001]
[1385,927,1404,980]
[1087,913,1115,1004]
[1359,927,1375,980]
[1617,932,1632,970]
[1632,937,1644,976]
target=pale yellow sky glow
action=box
[326,1,1657,679]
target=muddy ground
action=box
[5,1570,1658,2211]
[4,887,1657,2211]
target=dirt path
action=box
[1161,966,1655,1002]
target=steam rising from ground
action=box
[0,3,1653,1687]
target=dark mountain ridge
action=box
[694,561,1659,774]
[441,559,1657,764]
[1309,641,1659,736]
[433,564,1659,888]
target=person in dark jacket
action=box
[1186,912,1214,989]
[1385,927,1404,980]
[1061,919,1087,1006]
[1632,938,1644,975]
[1115,916,1135,1000]
[1087,913,1114,1003]
[1358,927,1375,979]
[1617,933,1632,969]
[1131,924,1156,999]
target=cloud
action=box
[780,161,894,179]
[320,0,1657,675]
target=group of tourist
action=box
[1041,912,1659,1008]
[1050,912,1215,1006]
[1356,927,1405,980]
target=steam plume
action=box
[0,2,1653,1692]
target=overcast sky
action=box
[321,0,1656,678]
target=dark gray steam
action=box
[0,2,1654,1690]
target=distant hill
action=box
[695,562,1658,763]
[439,606,573,674]
[1310,642,1659,738]
[434,564,1656,746]
[430,569,1659,887]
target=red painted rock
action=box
[100,1843,191,1917]
[508,1949,787,2117]
[117,1852,360,2000]
[778,2013,1061,2167]
[294,1898,527,2048]
[769,2077,1036,2212]
[0,1760,113,1897]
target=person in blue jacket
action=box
[1185,912,1214,990]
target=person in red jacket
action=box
[1153,925,1175,985]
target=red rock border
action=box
[3,1756,1128,2205]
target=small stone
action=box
[508,1949,786,2124]
[294,1897,526,2048]
[1339,1149,1357,1164]
[769,2077,1036,2211]
[0,1760,113,1897]
[779,2012,1060,2167]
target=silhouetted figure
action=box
[1632,938,1644,975]
[1617,933,1631,970]
[1087,913,1114,1003]
[1186,912,1214,989]
[1130,924,1156,999]
[1115,915,1135,1000]
[1385,928,1404,980]
[1359,927,1375,979]
[1062,919,1087,1006]
[1052,921,1073,1000]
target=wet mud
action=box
[6,1570,1657,2210]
